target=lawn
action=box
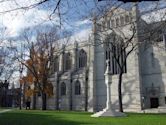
[0,107,9,111]
[0,110,166,125]
[0,107,14,111]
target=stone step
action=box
[158,106,166,113]
[143,107,166,113]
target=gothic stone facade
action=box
[33,7,166,112]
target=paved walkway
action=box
[0,109,12,114]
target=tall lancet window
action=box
[61,82,66,96]
[78,49,87,68]
[75,80,81,95]
[111,20,115,27]
[54,56,59,72]
[116,18,120,27]
[120,16,125,26]
[105,34,127,75]
[151,52,155,67]
[64,52,72,70]
[125,15,130,23]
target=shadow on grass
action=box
[1,110,166,125]
[0,110,91,125]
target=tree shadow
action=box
[0,111,92,125]
[109,41,166,113]
[140,44,165,109]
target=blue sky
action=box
[0,0,165,40]
[0,0,96,39]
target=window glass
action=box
[78,49,87,68]
[75,81,81,95]
[61,82,66,96]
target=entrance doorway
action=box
[150,98,159,108]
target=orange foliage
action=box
[23,44,53,97]
[25,88,34,97]
[25,74,34,84]
[26,59,33,66]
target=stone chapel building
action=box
[32,6,166,113]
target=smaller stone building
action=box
[0,81,19,107]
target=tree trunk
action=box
[118,72,123,112]
[32,94,36,110]
[19,87,22,110]
[69,79,73,111]
[56,79,59,110]
[42,92,47,110]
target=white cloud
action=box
[75,19,91,27]
[70,28,92,42]
[57,28,92,46]
[0,0,59,37]
[1,8,54,37]
[0,0,92,38]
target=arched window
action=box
[65,52,72,70]
[61,82,66,96]
[105,33,127,75]
[102,21,105,30]
[75,80,81,95]
[120,16,124,26]
[125,15,130,23]
[54,57,59,72]
[116,18,120,27]
[78,49,87,68]
[111,20,115,27]
[151,52,155,67]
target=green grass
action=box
[0,110,166,125]
[0,107,15,111]
[0,107,9,111]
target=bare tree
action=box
[0,27,17,82]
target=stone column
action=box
[105,60,111,110]
[73,41,78,70]
[59,45,65,72]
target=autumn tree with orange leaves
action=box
[18,27,60,110]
